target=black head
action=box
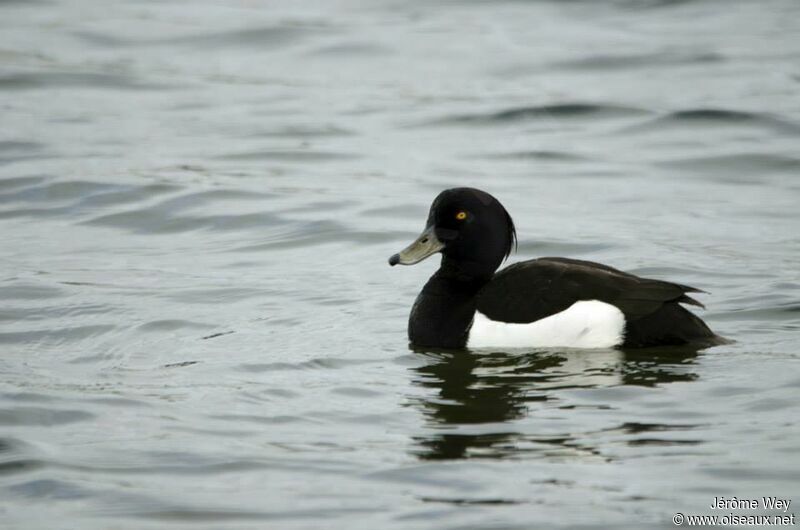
[389,187,516,279]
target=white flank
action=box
[466,300,625,349]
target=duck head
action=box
[389,187,516,280]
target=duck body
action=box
[391,188,723,350]
[408,256,718,349]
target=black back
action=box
[476,257,720,347]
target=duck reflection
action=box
[410,346,702,460]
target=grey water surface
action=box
[1,0,799,528]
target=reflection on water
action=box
[411,346,700,460]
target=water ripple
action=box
[81,189,279,233]
[217,149,359,162]
[627,108,800,135]
[0,70,175,91]
[0,325,115,345]
[0,407,94,426]
[76,23,332,50]
[0,142,47,166]
[659,153,800,176]
[229,223,402,252]
[550,51,725,71]
[421,103,650,127]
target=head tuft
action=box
[504,208,517,260]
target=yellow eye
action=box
[455,211,467,220]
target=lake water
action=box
[1,0,799,528]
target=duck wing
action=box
[476,257,705,324]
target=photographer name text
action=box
[711,496,791,512]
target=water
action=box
[1,0,799,528]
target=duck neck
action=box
[439,256,497,284]
[407,260,492,349]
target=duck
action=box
[388,187,723,349]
